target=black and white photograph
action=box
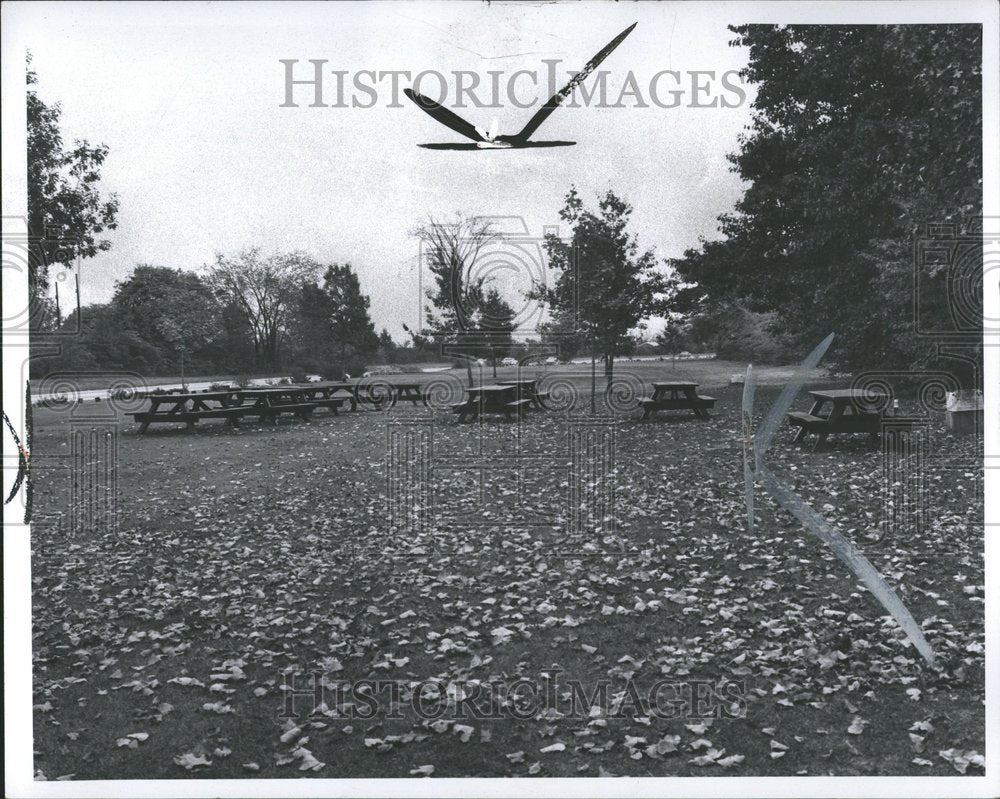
[2,1,997,796]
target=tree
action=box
[323,263,379,371]
[376,328,397,362]
[656,316,691,369]
[110,266,221,379]
[532,188,661,388]
[203,249,320,370]
[672,25,982,380]
[289,263,379,377]
[54,303,162,374]
[27,58,119,331]
[412,214,516,365]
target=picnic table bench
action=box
[787,388,898,450]
[638,382,716,420]
[497,379,550,409]
[452,384,532,422]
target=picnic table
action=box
[129,390,246,433]
[452,384,532,422]
[304,381,360,411]
[638,382,716,420]
[497,379,550,409]
[240,387,317,424]
[357,380,427,409]
[295,382,354,413]
[787,388,890,450]
[130,387,317,432]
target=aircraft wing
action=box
[404,88,485,142]
[417,141,576,150]
[512,22,637,143]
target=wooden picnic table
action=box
[295,382,355,413]
[787,388,889,450]
[238,387,316,424]
[356,380,426,408]
[383,382,426,407]
[298,381,360,411]
[453,384,532,422]
[130,387,318,432]
[638,381,716,420]
[497,379,550,409]
[129,389,248,433]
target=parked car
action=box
[304,374,323,382]
[544,356,558,365]
[501,357,518,367]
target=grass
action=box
[29,360,984,780]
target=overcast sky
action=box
[17,0,755,339]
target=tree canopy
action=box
[289,263,380,378]
[534,188,661,383]
[672,24,983,381]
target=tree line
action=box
[46,254,385,381]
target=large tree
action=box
[672,25,982,380]
[533,188,661,385]
[203,249,320,370]
[112,266,222,386]
[27,59,119,331]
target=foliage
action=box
[29,381,984,778]
[685,302,795,364]
[27,58,119,329]
[671,25,982,381]
[533,188,661,383]
[111,266,221,372]
[289,263,379,378]
[203,249,321,370]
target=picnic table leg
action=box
[793,398,826,443]
[812,432,828,452]
[186,420,196,433]
[138,421,149,434]
[685,388,709,419]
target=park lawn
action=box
[28,368,984,780]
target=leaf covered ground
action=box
[29,369,984,780]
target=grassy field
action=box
[29,360,984,779]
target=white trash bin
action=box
[944,389,983,434]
